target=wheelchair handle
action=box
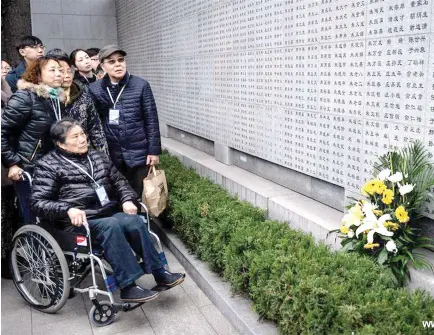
[21,171,33,183]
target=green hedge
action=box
[159,151,434,335]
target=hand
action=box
[67,208,88,227]
[146,155,159,166]
[8,165,23,181]
[123,201,138,215]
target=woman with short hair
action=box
[1,56,65,224]
[31,119,185,302]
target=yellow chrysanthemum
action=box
[361,179,386,196]
[395,206,410,223]
[382,189,394,205]
[383,221,399,231]
[340,226,349,234]
[373,209,384,217]
[375,181,387,195]
[364,243,380,250]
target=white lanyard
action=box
[106,85,126,108]
[51,98,62,121]
[61,155,98,186]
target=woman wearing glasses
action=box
[70,49,97,86]
[5,35,45,92]
[89,45,162,196]
[1,56,65,224]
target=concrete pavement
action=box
[1,246,239,335]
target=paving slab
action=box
[1,246,237,335]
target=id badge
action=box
[95,185,110,207]
[109,109,119,125]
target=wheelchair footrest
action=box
[113,302,144,312]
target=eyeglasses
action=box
[25,45,46,50]
[1,66,11,72]
[104,57,125,65]
[90,57,99,62]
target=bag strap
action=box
[147,165,157,177]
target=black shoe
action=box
[155,270,186,288]
[120,284,159,303]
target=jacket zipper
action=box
[29,139,42,161]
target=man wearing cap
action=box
[89,45,161,196]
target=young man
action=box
[89,45,161,196]
[5,35,45,92]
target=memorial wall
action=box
[116,0,434,217]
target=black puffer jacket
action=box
[1,80,66,172]
[89,72,161,168]
[30,148,138,229]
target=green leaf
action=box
[377,248,388,265]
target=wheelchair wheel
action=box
[89,300,116,327]
[10,225,70,313]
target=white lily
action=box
[385,240,398,253]
[398,183,415,196]
[362,202,378,214]
[356,217,376,238]
[355,214,391,239]
[387,172,403,183]
[348,204,364,220]
[377,168,391,181]
[341,213,361,227]
[347,229,355,238]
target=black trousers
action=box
[118,162,149,198]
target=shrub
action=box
[160,151,434,334]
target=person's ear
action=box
[18,48,27,58]
[57,140,67,150]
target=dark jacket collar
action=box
[67,82,83,105]
[56,146,89,161]
[101,72,130,89]
[74,71,96,85]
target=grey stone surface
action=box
[61,0,91,15]
[30,0,61,14]
[31,0,118,53]
[230,148,345,211]
[90,0,116,16]
[168,126,215,156]
[1,246,236,335]
[89,15,118,40]
[1,309,32,335]
[200,304,240,335]
[64,39,95,52]
[32,14,63,38]
[160,123,169,138]
[215,142,233,165]
[43,38,66,52]
[62,15,92,39]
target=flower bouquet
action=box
[336,141,434,286]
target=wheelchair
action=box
[9,171,169,327]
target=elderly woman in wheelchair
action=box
[9,118,184,326]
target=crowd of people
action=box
[1,35,184,303]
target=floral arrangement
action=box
[336,141,434,286]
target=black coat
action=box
[30,148,138,229]
[5,61,26,93]
[89,72,161,168]
[65,82,108,153]
[1,80,65,172]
